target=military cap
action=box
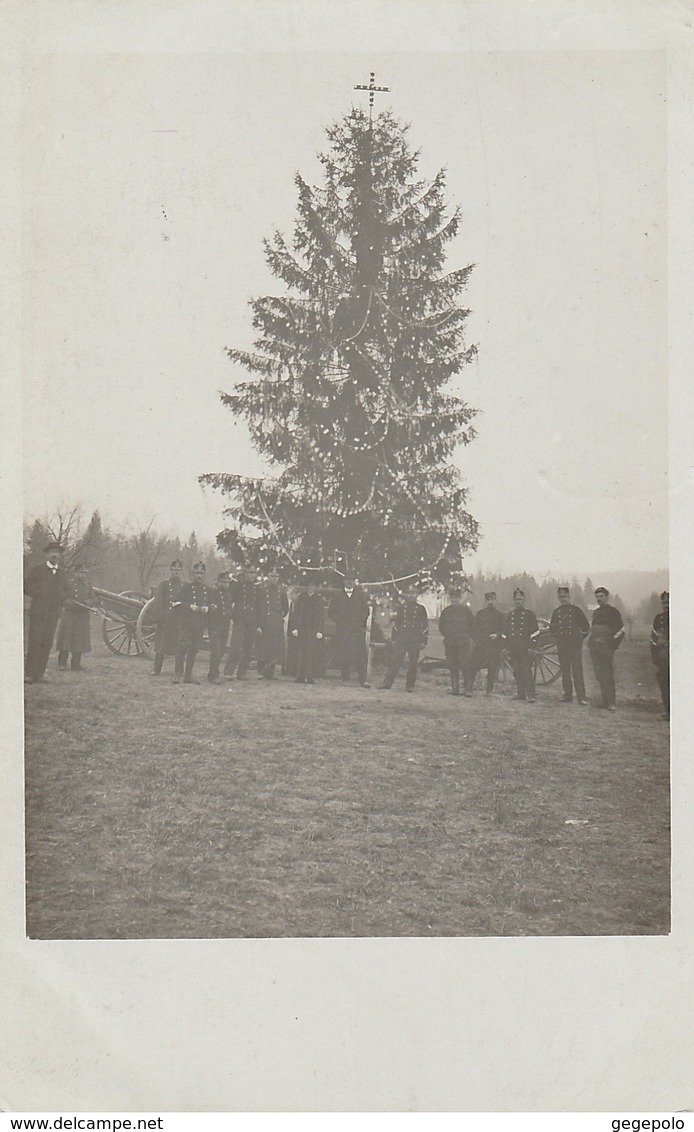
[594,586,609,596]
[484,591,497,600]
[217,571,230,582]
[43,541,62,554]
[557,586,570,596]
[192,561,206,572]
[513,588,525,599]
[170,558,183,568]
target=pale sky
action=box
[22,49,667,574]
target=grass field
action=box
[24,636,670,939]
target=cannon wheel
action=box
[135,597,158,660]
[102,614,141,656]
[532,641,561,685]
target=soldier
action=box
[207,571,234,684]
[379,586,429,693]
[149,559,184,676]
[256,570,289,680]
[328,574,371,687]
[56,562,96,671]
[24,541,69,684]
[225,566,259,681]
[289,575,325,684]
[504,588,540,702]
[173,562,215,685]
[650,590,669,721]
[548,585,590,704]
[470,591,505,695]
[588,586,625,711]
[438,589,475,696]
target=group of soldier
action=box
[23,541,670,720]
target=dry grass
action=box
[24,639,670,938]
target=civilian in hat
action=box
[548,585,590,704]
[470,592,505,695]
[379,586,429,693]
[438,589,475,696]
[650,590,670,721]
[588,587,624,710]
[289,575,325,684]
[149,559,184,676]
[256,570,290,680]
[328,573,371,687]
[207,571,234,684]
[56,562,96,671]
[225,566,259,680]
[24,542,69,684]
[173,562,215,685]
[504,588,540,702]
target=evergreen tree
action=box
[202,107,479,585]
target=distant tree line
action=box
[464,570,628,621]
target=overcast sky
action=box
[22,49,667,576]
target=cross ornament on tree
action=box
[354,71,390,121]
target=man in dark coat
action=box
[289,576,325,683]
[207,571,234,684]
[24,541,69,683]
[56,563,96,671]
[225,567,258,680]
[173,562,215,685]
[650,590,669,721]
[379,586,429,692]
[504,588,540,702]
[149,559,184,675]
[588,586,625,710]
[438,589,475,696]
[548,585,590,704]
[256,570,289,680]
[470,591,505,695]
[328,574,371,687]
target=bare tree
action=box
[127,518,170,594]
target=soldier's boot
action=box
[450,669,460,696]
[58,652,68,671]
[71,653,83,671]
[184,652,199,683]
[152,653,164,675]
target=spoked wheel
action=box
[135,598,158,660]
[532,643,562,685]
[102,617,140,656]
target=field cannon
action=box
[91,588,158,658]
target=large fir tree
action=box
[202,106,480,584]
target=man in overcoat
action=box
[328,574,371,687]
[588,586,625,711]
[438,589,475,696]
[225,567,259,680]
[289,576,325,684]
[469,591,505,695]
[256,570,289,680]
[149,559,184,675]
[504,588,540,702]
[207,571,234,684]
[548,585,590,704]
[650,590,670,721]
[379,586,429,692]
[56,562,96,670]
[173,562,215,685]
[24,541,69,684]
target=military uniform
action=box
[470,604,505,693]
[548,602,590,702]
[150,576,184,673]
[56,574,95,669]
[289,589,325,682]
[438,602,475,695]
[589,602,624,708]
[256,581,289,678]
[650,605,669,716]
[226,577,259,679]
[174,579,215,682]
[24,561,69,682]
[207,584,234,682]
[328,586,371,685]
[381,600,429,691]
[505,605,540,700]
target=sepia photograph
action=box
[21,47,670,942]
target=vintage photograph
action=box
[22,50,669,941]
